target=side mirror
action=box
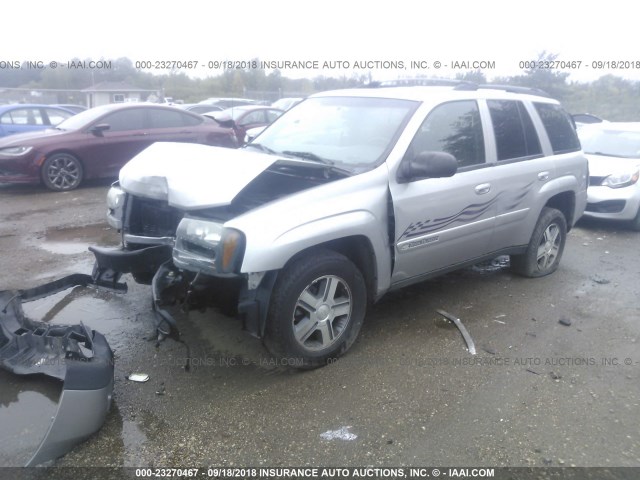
[245,126,266,144]
[397,151,458,183]
[90,124,111,136]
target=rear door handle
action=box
[475,183,491,195]
[538,171,550,181]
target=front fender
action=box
[239,210,392,295]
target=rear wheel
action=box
[264,249,366,369]
[510,207,567,277]
[41,153,84,191]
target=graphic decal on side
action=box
[398,182,534,242]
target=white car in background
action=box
[578,122,640,230]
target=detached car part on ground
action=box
[0,271,122,466]
[96,84,588,369]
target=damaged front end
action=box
[0,274,119,466]
[99,145,346,342]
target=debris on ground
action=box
[591,275,611,285]
[436,309,476,355]
[1,283,114,467]
[558,317,572,326]
[320,426,357,441]
[127,373,150,383]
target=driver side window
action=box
[405,100,485,168]
[101,109,147,132]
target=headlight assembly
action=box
[106,184,126,230]
[218,228,245,273]
[174,217,245,275]
[602,169,639,188]
[176,218,224,252]
[0,146,33,157]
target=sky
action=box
[4,0,640,83]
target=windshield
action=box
[254,96,418,172]
[580,128,640,158]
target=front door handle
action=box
[475,183,491,195]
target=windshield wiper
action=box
[244,143,276,154]
[282,150,333,164]
[280,151,352,176]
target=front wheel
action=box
[41,153,84,191]
[510,207,567,277]
[630,206,640,232]
[264,249,367,369]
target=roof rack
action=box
[362,78,473,88]
[362,79,552,98]
[453,83,552,98]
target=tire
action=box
[264,249,367,369]
[41,153,84,191]
[629,207,640,232]
[510,207,567,278]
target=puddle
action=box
[122,420,148,467]
[0,370,61,466]
[22,286,128,337]
[32,257,96,282]
[30,222,119,255]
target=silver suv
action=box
[100,83,588,368]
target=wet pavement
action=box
[0,181,639,468]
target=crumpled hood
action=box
[119,142,277,209]
[585,153,640,177]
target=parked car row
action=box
[0,96,301,191]
[0,103,237,191]
[0,104,77,138]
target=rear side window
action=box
[406,100,485,168]
[149,109,202,128]
[488,100,542,161]
[534,103,581,154]
[1,108,44,125]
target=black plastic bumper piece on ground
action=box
[0,278,115,466]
